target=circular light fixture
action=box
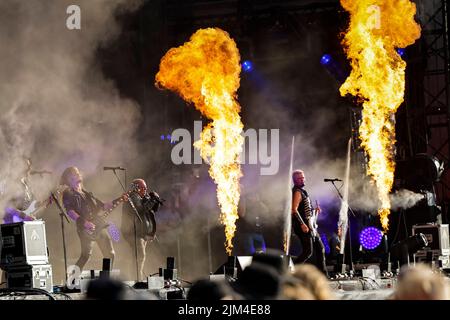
[242,60,253,72]
[320,54,332,65]
[359,227,383,250]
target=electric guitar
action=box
[21,186,66,220]
[309,200,320,238]
[84,192,129,240]
[22,200,46,219]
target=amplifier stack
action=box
[0,221,53,292]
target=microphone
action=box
[30,170,52,175]
[324,178,342,182]
[104,166,126,171]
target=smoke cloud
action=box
[0,0,143,206]
[0,0,144,282]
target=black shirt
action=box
[292,185,313,223]
[62,188,104,230]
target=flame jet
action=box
[155,28,244,255]
[339,0,421,231]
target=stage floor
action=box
[0,278,397,300]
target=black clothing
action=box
[292,186,313,224]
[121,191,157,240]
[62,189,104,231]
[329,233,341,261]
[292,216,313,262]
[62,188,114,271]
[292,216,327,274]
[291,186,328,276]
[120,190,160,281]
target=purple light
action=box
[12,214,22,223]
[108,223,121,243]
[160,135,165,140]
[242,60,253,72]
[321,233,330,255]
[359,227,383,250]
[396,48,405,57]
[320,54,332,66]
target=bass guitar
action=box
[84,192,129,240]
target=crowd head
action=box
[82,251,450,301]
[391,263,450,300]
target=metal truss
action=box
[403,0,450,216]
[163,0,340,26]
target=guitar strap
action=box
[82,189,103,213]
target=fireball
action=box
[339,0,421,231]
[156,28,244,255]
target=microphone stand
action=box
[51,192,70,284]
[329,181,356,274]
[109,168,141,283]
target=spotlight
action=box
[160,135,165,140]
[107,223,120,243]
[359,227,383,250]
[166,134,172,141]
[242,60,253,72]
[320,53,347,82]
[396,48,405,57]
[320,54,332,66]
[390,233,428,266]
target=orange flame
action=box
[155,28,244,255]
[339,0,420,231]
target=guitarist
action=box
[291,169,328,276]
[3,158,41,223]
[60,166,117,271]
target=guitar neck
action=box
[99,194,127,218]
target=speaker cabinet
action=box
[412,224,449,257]
[5,264,53,293]
[0,221,49,268]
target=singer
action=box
[291,169,328,276]
[121,178,161,281]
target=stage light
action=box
[321,233,331,255]
[320,53,347,82]
[107,223,120,242]
[390,233,428,266]
[166,134,172,141]
[359,227,383,250]
[242,60,253,72]
[160,135,165,140]
[396,48,405,57]
[320,54,332,66]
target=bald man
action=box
[291,169,327,276]
[121,179,161,281]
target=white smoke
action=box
[390,189,425,211]
[0,0,143,210]
[349,182,425,214]
[0,0,144,283]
